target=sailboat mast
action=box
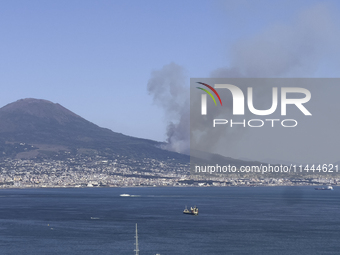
[134,223,139,255]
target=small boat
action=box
[120,194,131,197]
[183,205,198,215]
[315,186,333,190]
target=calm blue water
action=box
[0,186,339,254]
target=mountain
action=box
[0,98,188,162]
[0,99,321,183]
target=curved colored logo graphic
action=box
[196,82,222,106]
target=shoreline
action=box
[0,183,337,190]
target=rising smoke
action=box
[212,3,337,78]
[147,62,190,154]
[147,3,339,155]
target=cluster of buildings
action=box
[0,155,338,188]
[0,154,189,188]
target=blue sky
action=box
[1,0,339,143]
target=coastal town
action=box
[0,155,338,188]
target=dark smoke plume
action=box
[147,3,339,155]
[147,62,190,154]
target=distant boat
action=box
[183,205,198,215]
[315,186,333,190]
[120,194,131,197]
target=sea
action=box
[0,186,339,255]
